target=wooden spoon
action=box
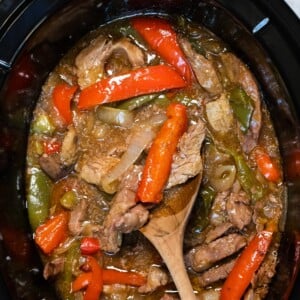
[140,174,202,300]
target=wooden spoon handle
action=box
[153,233,197,300]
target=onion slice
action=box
[97,106,134,128]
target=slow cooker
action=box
[0,0,299,299]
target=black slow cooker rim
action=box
[0,0,299,299]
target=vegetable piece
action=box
[43,140,61,155]
[220,230,273,300]
[253,147,281,183]
[52,84,77,124]
[96,106,134,127]
[78,65,187,110]
[72,269,146,292]
[34,211,69,255]
[60,190,77,210]
[233,153,264,201]
[31,114,55,135]
[27,169,53,230]
[117,93,158,110]
[137,103,188,203]
[80,237,101,255]
[82,256,103,300]
[229,86,254,132]
[131,17,193,83]
[59,240,80,300]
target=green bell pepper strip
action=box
[117,93,159,110]
[27,168,52,230]
[229,86,254,132]
[31,114,55,135]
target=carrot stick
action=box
[220,230,273,300]
[34,211,69,255]
[137,102,187,203]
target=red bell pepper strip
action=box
[77,65,187,110]
[34,211,69,255]
[220,230,273,300]
[80,237,101,255]
[72,269,146,293]
[131,17,193,83]
[52,84,77,124]
[137,103,187,203]
[43,140,61,155]
[83,256,103,300]
[253,147,281,182]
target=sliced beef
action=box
[226,190,252,230]
[166,119,206,188]
[180,38,222,95]
[185,233,247,272]
[115,204,149,233]
[39,154,73,181]
[205,93,234,135]
[60,126,78,166]
[118,164,143,192]
[75,154,120,189]
[221,52,262,152]
[198,259,235,287]
[210,190,229,226]
[138,265,169,294]
[43,257,65,279]
[205,222,234,243]
[75,37,144,89]
[68,199,88,235]
[100,188,147,253]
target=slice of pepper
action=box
[77,65,187,110]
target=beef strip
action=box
[60,125,78,166]
[100,188,149,253]
[43,257,65,279]
[75,37,144,89]
[138,265,169,294]
[166,119,206,188]
[198,259,236,287]
[205,222,234,243]
[221,52,262,153]
[180,38,222,95]
[205,93,234,135]
[39,154,73,181]
[226,190,252,230]
[118,164,143,192]
[68,199,88,235]
[114,204,149,233]
[75,153,120,189]
[210,190,229,226]
[185,233,247,272]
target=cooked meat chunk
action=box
[185,233,247,272]
[100,188,137,253]
[75,37,144,89]
[43,257,65,279]
[210,191,230,226]
[115,204,149,233]
[68,199,87,235]
[75,154,120,188]
[205,222,234,243]
[138,265,169,294]
[205,93,234,134]
[221,52,262,152]
[167,119,205,188]
[39,154,73,181]
[198,259,235,287]
[118,165,143,192]
[226,190,252,229]
[60,126,78,165]
[180,38,222,95]
[75,37,112,89]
